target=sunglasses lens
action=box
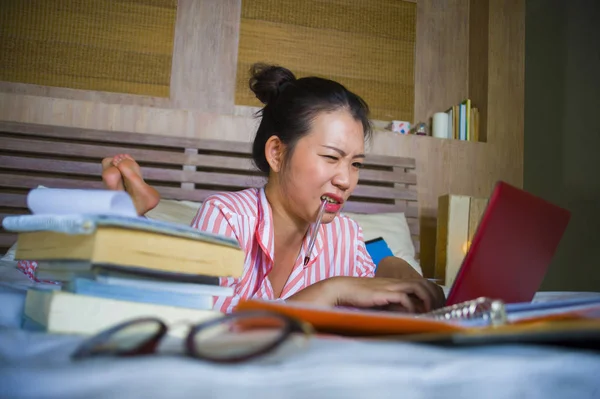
[190,314,289,361]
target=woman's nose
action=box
[332,165,351,190]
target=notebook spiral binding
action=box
[422,297,508,326]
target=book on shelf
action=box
[445,98,480,142]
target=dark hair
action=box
[249,63,372,174]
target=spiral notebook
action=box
[235,296,600,336]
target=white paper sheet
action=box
[26,188,137,217]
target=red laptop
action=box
[445,181,571,306]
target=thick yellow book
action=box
[15,225,245,278]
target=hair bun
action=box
[249,63,296,105]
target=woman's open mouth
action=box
[320,194,343,213]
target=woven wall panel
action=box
[0,0,177,97]
[236,0,416,122]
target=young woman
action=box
[187,64,444,313]
[19,64,445,313]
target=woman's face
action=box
[277,109,365,225]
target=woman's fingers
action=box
[326,276,445,313]
[426,282,447,310]
[419,280,444,309]
[434,284,446,308]
[378,291,415,313]
[408,282,433,312]
[386,281,432,312]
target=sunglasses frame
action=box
[71,311,311,363]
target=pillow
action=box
[144,199,202,226]
[342,212,422,275]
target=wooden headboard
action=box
[0,121,419,255]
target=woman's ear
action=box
[265,136,285,173]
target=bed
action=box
[1,121,600,399]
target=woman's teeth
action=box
[320,195,338,204]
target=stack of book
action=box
[3,188,245,336]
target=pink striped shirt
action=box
[191,187,375,313]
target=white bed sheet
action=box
[1,261,600,399]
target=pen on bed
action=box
[304,199,327,266]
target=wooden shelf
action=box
[407,0,524,277]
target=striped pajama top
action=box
[191,187,376,314]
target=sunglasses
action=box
[71,311,314,364]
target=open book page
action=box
[27,188,137,217]
[2,188,240,248]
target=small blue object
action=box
[365,237,394,272]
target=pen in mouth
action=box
[303,199,327,266]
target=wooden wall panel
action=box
[468,0,490,143]
[413,0,470,126]
[0,82,172,108]
[486,0,525,185]
[170,0,241,112]
[0,93,258,142]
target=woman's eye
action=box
[352,162,364,169]
[322,155,338,161]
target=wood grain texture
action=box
[170,0,241,112]
[0,82,173,108]
[486,0,525,184]
[0,93,260,141]
[468,0,489,142]
[413,0,470,125]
